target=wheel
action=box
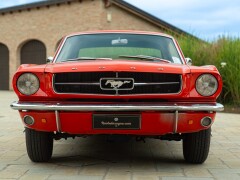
[183,128,211,164]
[25,128,53,162]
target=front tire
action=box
[25,128,53,162]
[183,128,211,164]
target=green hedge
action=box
[177,35,240,105]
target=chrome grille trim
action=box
[54,82,180,86]
[134,82,180,86]
[53,72,182,95]
[54,82,100,85]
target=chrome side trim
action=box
[55,110,61,133]
[11,102,224,112]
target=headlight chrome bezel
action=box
[196,74,218,97]
[17,73,40,95]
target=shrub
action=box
[177,35,240,105]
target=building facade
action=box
[0,0,189,90]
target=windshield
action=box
[55,33,183,64]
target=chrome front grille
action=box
[53,72,182,95]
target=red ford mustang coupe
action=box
[11,31,224,163]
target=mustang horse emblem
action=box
[105,80,131,89]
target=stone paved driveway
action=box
[0,91,240,180]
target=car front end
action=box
[11,31,224,163]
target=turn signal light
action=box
[41,119,47,123]
[188,120,193,125]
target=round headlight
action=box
[196,74,218,96]
[17,73,40,95]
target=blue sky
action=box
[0,0,239,41]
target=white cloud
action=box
[126,0,204,11]
[125,0,240,40]
[0,0,44,8]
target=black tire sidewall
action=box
[25,128,53,162]
[183,128,211,164]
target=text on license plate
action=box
[93,114,141,129]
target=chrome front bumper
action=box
[11,101,224,134]
[10,101,224,112]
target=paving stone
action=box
[184,168,212,178]
[209,172,240,180]
[0,91,240,179]
[222,160,240,169]
[132,175,159,180]
[209,168,240,174]
[19,173,49,180]
[79,165,107,176]
[131,160,156,171]
[162,178,214,180]
[0,164,6,171]
[48,175,103,180]
[0,167,28,179]
[108,162,131,171]
[132,171,184,177]
[104,170,131,180]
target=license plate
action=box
[93,114,140,129]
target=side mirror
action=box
[47,56,53,63]
[185,57,192,66]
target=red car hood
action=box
[44,60,191,74]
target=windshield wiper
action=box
[61,57,112,62]
[119,55,172,63]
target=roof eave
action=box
[0,0,75,14]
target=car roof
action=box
[64,30,174,39]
